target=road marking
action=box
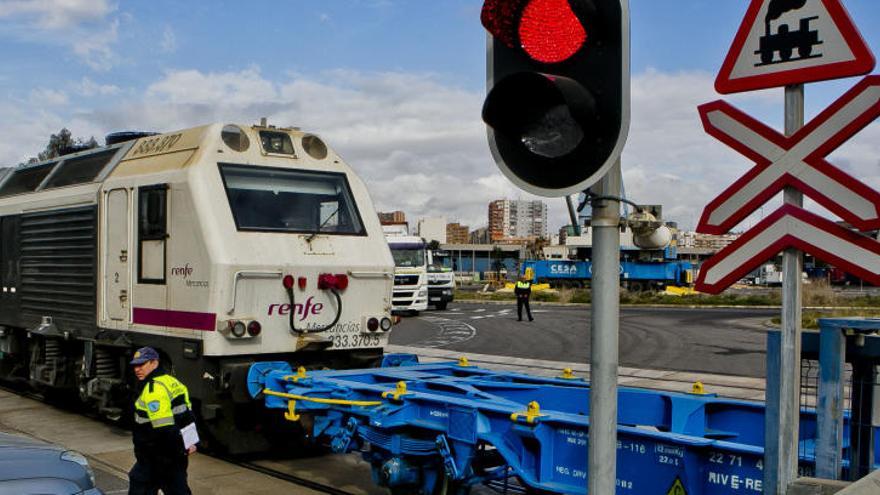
[414,316,477,348]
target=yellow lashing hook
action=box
[559,368,577,380]
[511,401,544,424]
[283,366,309,383]
[458,356,470,367]
[691,381,707,395]
[382,381,410,401]
[284,400,300,422]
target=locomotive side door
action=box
[104,188,130,321]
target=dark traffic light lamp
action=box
[481,0,629,197]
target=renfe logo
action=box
[171,263,193,279]
[268,296,325,321]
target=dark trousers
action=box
[129,457,191,495]
[517,297,533,321]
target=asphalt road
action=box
[389,302,778,378]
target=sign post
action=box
[701,0,877,491]
[773,82,804,494]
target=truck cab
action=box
[426,251,455,310]
[385,232,428,313]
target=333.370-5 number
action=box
[330,334,380,349]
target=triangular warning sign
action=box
[666,477,687,495]
[715,0,875,94]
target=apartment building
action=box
[488,199,548,241]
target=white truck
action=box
[426,252,455,310]
[384,228,428,313]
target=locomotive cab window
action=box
[138,185,167,283]
[259,131,295,155]
[219,164,365,235]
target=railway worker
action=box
[129,346,197,495]
[515,274,534,322]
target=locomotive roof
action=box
[0,122,330,202]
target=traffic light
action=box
[481,0,630,197]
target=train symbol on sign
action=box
[755,0,823,66]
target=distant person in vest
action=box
[129,347,198,495]
[515,274,534,322]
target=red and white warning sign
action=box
[698,76,880,235]
[695,205,880,293]
[715,0,875,94]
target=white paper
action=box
[180,422,199,450]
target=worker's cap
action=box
[130,347,159,365]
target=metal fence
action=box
[799,346,879,480]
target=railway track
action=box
[225,458,361,495]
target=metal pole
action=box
[816,324,845,479]
[588,160,621,494]
[566,195,583,236]
[766,84,804,494]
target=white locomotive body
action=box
[0,123,394,453]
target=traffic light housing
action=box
[482,0,630,197]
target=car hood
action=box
[0,432,60,454]
[0,432,92,492]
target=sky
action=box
[0,0,879,234]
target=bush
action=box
[771,309,880,329]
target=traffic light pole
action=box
[588,160,621,494]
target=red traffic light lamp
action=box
[481,0,630,197]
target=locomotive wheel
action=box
[798,44,812,58]
[779,47,793,61]
[760,50,773,65]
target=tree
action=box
[427,240,441,251]
[26,128,98,164]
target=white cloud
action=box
[0,0,121,70]
[75,77,120,96]
[4,66,878,235]
[29,87,68,106]
[71,17,118,71]
[0,0,116,29]
[147,67,278,106]
[160,25,176,53]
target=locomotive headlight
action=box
[379,317,393,332]
[231,321,247,338]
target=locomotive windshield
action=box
[219,164,365,235]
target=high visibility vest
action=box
[134,374,192,429]
[516,281,531,289]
